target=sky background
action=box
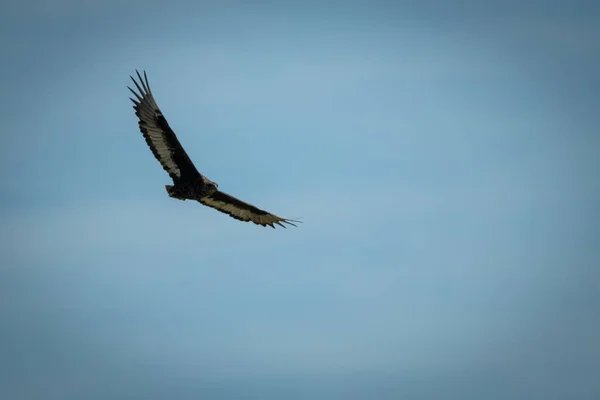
[1,1,599,399]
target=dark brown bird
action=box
[128,70,299,229]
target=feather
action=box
[128,70,199,181]
[200,191,300,228]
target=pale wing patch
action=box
[199,196,298,229]
[201,197,250,221]
[138,113,181,179]
[129,72,181,180]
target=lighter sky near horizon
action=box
[1,1,599,399]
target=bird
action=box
[128,70,299,229]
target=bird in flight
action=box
[128,70,299,229]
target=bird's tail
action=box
[165,185,186,201]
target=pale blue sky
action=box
[1,1,599,399]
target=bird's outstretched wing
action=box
[128,70,200,181]
[199,191,300,228]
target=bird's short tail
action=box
[165,185,186,201]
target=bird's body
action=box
[128,70,298,228]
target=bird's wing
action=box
[128,70,200,182]
[199,190,300,229]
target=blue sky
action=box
[1,1,599,399]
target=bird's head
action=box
[203,178,219,194]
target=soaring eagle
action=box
[128,70,299,229]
